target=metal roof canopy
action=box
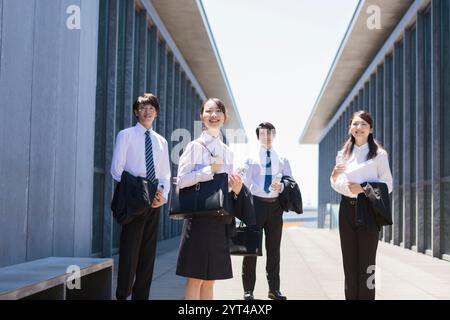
[299,0,416,144]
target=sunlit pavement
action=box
[113,211,450,300]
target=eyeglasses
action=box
[138,106,156,112]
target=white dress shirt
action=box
[242,147,293,199]
[110,122,171,200]
[177,131,234,189]
[330,143,393,199]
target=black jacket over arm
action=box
[226,184,257,237]
[355,182,392,232]
[232,184,256,225]
[111,171,158,225]
[279,176,303,214]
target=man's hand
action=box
[229,174,243,195]
[151,190,167,208]
[270,181,282,193]
[348,183,364,195]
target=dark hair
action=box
[133,93,160,118]
[256,122,276,139]
[200,98,228,120]
[342,110,382,160]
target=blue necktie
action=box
[264,150,272,193]
[145,130,156,182]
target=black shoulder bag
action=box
[169,140,234,220]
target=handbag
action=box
[229,221,263,256]
[169,140,233,220]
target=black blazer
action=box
[227,184,257,237]
[233,184,256,225]
[111,171,159,225]
[355,182,392,232]
[279,176,303,214]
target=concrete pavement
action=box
[113,218,450,300]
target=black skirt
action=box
[176,216,233,280]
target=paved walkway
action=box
[114,220,450,300]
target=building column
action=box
[123,0,135,127]
[383,54,393,243]
[403,28,412,249]
[102,0,119,258]
[415,12,426,254]
[137,10,148,95]
[431,0,442,258]
[392,41,403,246]
[164,50,174,239]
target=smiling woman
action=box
[175,97,246,300]
[200,98,228,129]
[330,110,393,300]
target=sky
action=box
[201,0,359,208]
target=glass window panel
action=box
[132,10,141,100]
[400,44,404,184]
[424,10,432,250]
[94,0,109,170]
[442,0,450,177]
[424,184,432,250]
[116,0,126,134]
[385,54,394,165]
[443,183,450,254]
[92,0,109,255]
[442,1,450,255]
[399,188,403,243]
[411,185,416,246]
[411,28,417,183]
[424,10,432,181]
[376,66,384,144]
[156,40,166,134]
[92,172,104,255]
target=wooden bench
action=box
[0,257,113,300]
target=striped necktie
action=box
[145,130,156,182]
[264,150,272,193]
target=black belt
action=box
[253,195,278,203]
[342,196,356,206]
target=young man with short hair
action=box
[111,93,171,300]
[241,122,293,300]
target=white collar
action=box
[354,143,369,152]
[200,130,221,143]
[259,146,275,156]
[136,122,153,135]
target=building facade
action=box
[300,0,449,260]
[0,0,245,267]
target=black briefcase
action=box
[169,172,233,220]
[230,222,263,256]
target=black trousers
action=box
[116,207,160,300]
[242,196,283,292]
[339,196,379,300]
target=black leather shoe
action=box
[268,290,287,300]
[243,291,254,300]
